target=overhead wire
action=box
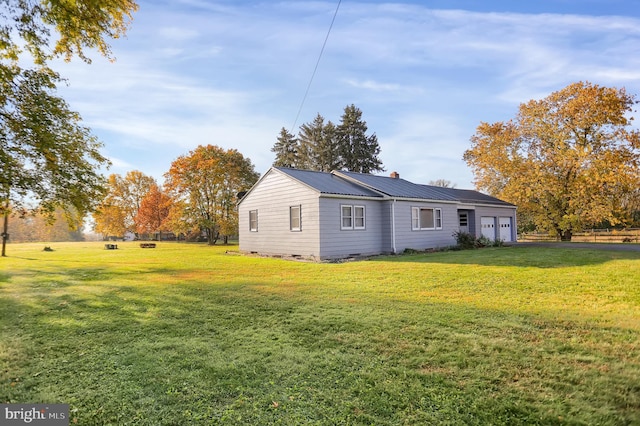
[289,0,342,133]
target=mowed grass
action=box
[1,242,639,425]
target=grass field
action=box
[1,242,639,425]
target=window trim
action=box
[340,204,366,230]
[411,207,442,230]
[341,204,353,230]
[354,205,366,230]
[249,209,258,232]
[290,205,301,231]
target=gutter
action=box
[392,198,397,254]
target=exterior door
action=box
[480,216,495,240]
[458,212,469,233]
[499,217,512,242]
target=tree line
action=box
[1,0,637,249]
[271,104,384,173]
[6,103,386,246]
[93,146,259,244]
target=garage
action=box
[499,217,513,242]
[480,216,495,240]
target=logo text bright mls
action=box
[1,404,68,425]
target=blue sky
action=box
[53,0,640,189]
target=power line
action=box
[290,0,341,133]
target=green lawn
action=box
[1,242,639,425]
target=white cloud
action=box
[48,1,640,187]
[157,26,199,42]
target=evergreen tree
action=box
[273,105,384,174]
[315,120,342,172]
[271,127,298,168]
[337,104,384,173]
[297,114,326,170]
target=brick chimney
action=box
[390,171,400,179]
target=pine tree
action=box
[315,120,342,172]
[271,127,299,168]
[297,114,326,170]
[273,105,384,173]
[337,104,384,173]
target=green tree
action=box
[271,127,299,168]
[1,0,138,256]
[297,116,323,170]
[464,82,640,241]
[164,145,259,245]
[1,0,138,65]
[297,114,342,172]
[337,104,384,174]
[315,120,341,172]
[1,67,109,255]
[275,105,384,173]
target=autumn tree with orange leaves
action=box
[93,171,156,239]
[164,145,259,245]
[135,183,171,240]
[464,82,640,241]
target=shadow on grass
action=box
[2,244,639,423]
[376,246,640,268]
[2,274,639,425]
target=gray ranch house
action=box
[238,167,516,260]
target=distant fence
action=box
[519,228,640,243]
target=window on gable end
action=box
[249,210,258,232]
[290,205,301,231]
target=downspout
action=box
[391,199,397,254]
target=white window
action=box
[354,206,365,229]
[249,210,258,232]
[341,205,365,230]
[341,205,353,229]
[290,205,301,231]
[411,207,442,230]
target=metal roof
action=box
[337,171,513,206]
[275,167,515,206]
[430,187,515,206]
[336,171,458,201]
[275,168,383,198]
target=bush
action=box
[476,236,493,248]
[454,231,478,249]
[453,231,503,249]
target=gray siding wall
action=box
[239,169,517,260]
[238,171,321,258]
[470,206,518,241]
[318,197,386,259]
[392,201,459,252]
[380,200,394,253]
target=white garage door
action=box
[499,217,512,242]
[480,217,495,240]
